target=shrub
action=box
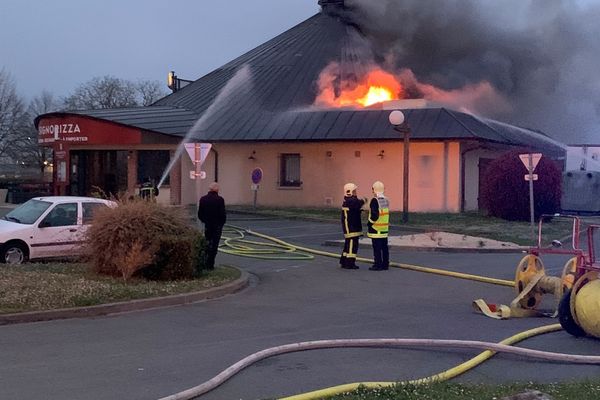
[480,150,562,221]
[85,199,207,281]
[141,233,207,281]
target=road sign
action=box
[251,168,263,184]
[184,143,212,165]
[189,170,207,180]
[524,174,539,181]
[519,153,542,173]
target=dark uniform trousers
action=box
[371,237,389,269]
[340,236,359,268]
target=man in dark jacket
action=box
[198,182,226,270]
[340,183,365,269]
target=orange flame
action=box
[316,66,403,108]
[357,86,395,107]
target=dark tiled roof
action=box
[70,106,199,136]
[37,8,564,155]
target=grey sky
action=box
[0,0,319,100]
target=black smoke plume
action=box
[343,0,600,143]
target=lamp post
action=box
[388,110,411,223]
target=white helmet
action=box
[372,181,385,195]
[344,183,357,196]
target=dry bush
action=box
[112,240,156,281]
[85,199,202,280]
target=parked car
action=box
[0,196,117,264]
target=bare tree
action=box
[0,69,29,163]
[63,75,167,110]
[63,76,139,110]
[137,80,168,106]
[22,91,61,174]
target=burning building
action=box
[35,0,564,212]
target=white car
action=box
[0,196,116,264]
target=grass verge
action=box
[325,381,600,399]
[228,206,600,246]
[0,263,240,314]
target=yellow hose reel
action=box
[474,255,577,320]
[568,272,600,338]
[513,255,577,311]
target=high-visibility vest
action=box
[368,196,389,238]
[139,183,157,200]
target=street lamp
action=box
[388,110,411,223]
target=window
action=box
[6,199,52,225]
[279,153,301,187]
[138,150,170,186]
[82,202,109,225]
[43,203,78,227]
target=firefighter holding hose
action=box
[139,177,159,201]
[340,183,365,269]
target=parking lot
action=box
[0,212,599,400]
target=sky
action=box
[0,0,319,100]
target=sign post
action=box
[519,153,542,241]
[251,168,263,209]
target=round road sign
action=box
[251,168,263,184]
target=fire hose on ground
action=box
[159,226,599,400]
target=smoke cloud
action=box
[340,0,600,143]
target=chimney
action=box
[319,0,345,14]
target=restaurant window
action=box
[279,153,301,187]
[138,150,170,185]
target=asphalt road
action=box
[1,213,599,400]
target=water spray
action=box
[157,65,254,190]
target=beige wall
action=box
[180,141,462,212]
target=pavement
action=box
[325,231,527,253]
[1,211,599,400]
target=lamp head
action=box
[388,110,405,126]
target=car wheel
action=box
[558,290,586,337]
[1,242,28,265]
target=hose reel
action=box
[473,255,577,319]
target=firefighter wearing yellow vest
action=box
[340,183,365,269]
[139,177,159,201]
[367,181,390,271]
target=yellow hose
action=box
[158,325,574,400]
[280,324,563,400]
[219,227,314,260]
[224,225,514,287]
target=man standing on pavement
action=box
[367,181,390,271]
[340,183,365,269]
[198,182,226,270]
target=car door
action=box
[30,202,81,258]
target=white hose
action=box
[157,337,600,400]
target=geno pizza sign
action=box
[37,116,142,145]
[38,122,86,143]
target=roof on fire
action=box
[38,2,564,154]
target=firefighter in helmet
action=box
[139,177,159,201]
[367,181,390,270]
[340,183,365,269]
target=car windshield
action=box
[4,199,53,224]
